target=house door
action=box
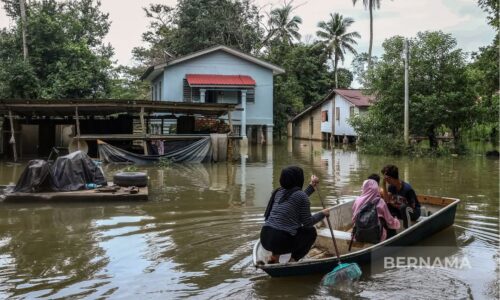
[206,90,217,103]
[20,124,39,158]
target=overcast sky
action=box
[0,0,495,69]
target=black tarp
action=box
[13,151,106,193]
[13,160,59,193]
[52,151,107,191]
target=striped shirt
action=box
[264,185,325,236]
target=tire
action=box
[113,172,148,187]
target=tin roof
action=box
[186,74,256,87]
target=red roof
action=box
[334,89,375,107]
[186,74,256,86]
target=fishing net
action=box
[322,262,362,286]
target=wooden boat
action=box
[253,195,460,277]
[0,183,148,203]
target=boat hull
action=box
[254,197,459,277]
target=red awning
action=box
[186,74,256,87]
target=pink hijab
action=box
[352,179,400,241]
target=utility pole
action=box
[403,38,409,146]
[19,0,28,61]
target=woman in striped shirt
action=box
[260,166,330,263]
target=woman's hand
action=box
[310,175,319,188]
[322,208,331,217]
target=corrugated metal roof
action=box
[186,74,256,86]
[334,89,374,107]
[289,89,375,122]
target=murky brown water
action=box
[0,140,498,299]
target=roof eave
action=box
[142,45,285,80]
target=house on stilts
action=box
[288,89,375,143]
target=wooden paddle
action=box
[316,186,362,286]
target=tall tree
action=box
[174,0,262,55]
[132,0,263,64]
[316,13,360,88]
[0,0,114,99]
[351,31,475,153]
[352,0,385,68]
[264,3,302,46]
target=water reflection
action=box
[0,141,497,299]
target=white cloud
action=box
[0,0,495,67]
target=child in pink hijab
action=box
[352,179,400,241]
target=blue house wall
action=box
[153,50,274,127]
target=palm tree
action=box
[316,13,360,87]
[264,3,302,45]
[352,0,383,68]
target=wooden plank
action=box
[2,186,149,203]
[418,195,457,206]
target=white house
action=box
[141,45,285,144]
[289,89,374,142]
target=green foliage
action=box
[315,13,360,88]
[157,157,172,168]
[133,0,263,64]
[351,52,377,86]
[0,0,114,99]
[110,66,150,99]
[354,31,476,154]
[478,0,499,28]
[264,3,302,45]
[265,43,334,138]
[124,165,138,172]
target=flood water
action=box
[0,140,498,299]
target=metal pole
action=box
[404,39,409,146]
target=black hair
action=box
[279,166,304,190]
[381,164,399,180]
[367,173,380,184]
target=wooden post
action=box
[140,107,148,155]
[8,110,17,162]
[75,106,81,150]
[227,110,233,134]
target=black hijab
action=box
[264,166,305,220]
[279,166,304,190]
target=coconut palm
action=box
[316,13,360,88]
[352,0,384,68]
[265,3,302,45]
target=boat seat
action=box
[315,228,372,254]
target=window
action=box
[237,89,255,103]
[335,107,340,121]
[350,106,355,118]
[321,110,328,122]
